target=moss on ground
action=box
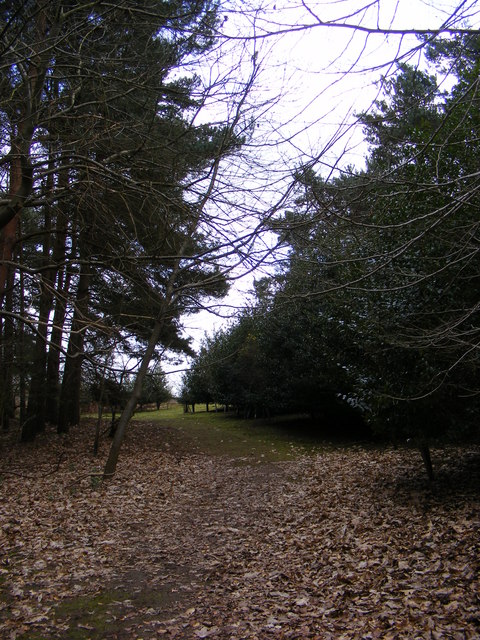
[17,579,186,640]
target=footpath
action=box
[0,417,478,639]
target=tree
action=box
[273,41,480,475]
[180,349,215,412]
[1,1,258,452]
[3,1,478,478]
[137,364,171,411]
[186,27,480,478]
[107,8,480,476]
[185,279,364,428]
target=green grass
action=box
[17,583,185,640]
[26,590,133,640]
[52,591,121,640]
[130,403,340,462]
[87,400,371,463]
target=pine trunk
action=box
[57,264,90,433]
[24,188,56,440]
[419,441,434,481]
[0,152,20,431]
[45,188,69,425]
[103,317,165,479]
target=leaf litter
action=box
[0,420,478,639]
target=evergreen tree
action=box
[0,1,248,445]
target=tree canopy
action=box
[0,1,255,460]
[183,33,480,467]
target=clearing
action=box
[0,406,479,639]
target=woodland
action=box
[1,1,480,471]
[0,1,480,637]
[181,33,480,475]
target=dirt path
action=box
[102,450,300,638]
[0,417,479,639]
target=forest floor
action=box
[0,407,479,639]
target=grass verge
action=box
[128,403,363,462]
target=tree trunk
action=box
[0,152,21,305]
[24,177,56,440]
[45,199,69,424]
[0,161,19,431]
[94,401,104,457]
[419,441,434,481]
[18,249,27,429]
[45,269,68,424]
[103,316,165,479]
[57,263,90,433]
[23,285,54,439]
[0,308,15,432]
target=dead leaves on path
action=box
[0,422,479,639]
[168,449,479,639]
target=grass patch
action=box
[18,585,177,640]
[38,568,191,640]
[13,563,193,640]
[129,404,363,462]
[19,591,125,640]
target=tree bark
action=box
[103,316,165,479]
[24,165,57,439]
[419,441,434,481]
[0,150,22,305]
[0,152,21,430]
[45,263,69,424]
[45,174,70,424]
[0,275,15,431]
[57,263,90,433]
